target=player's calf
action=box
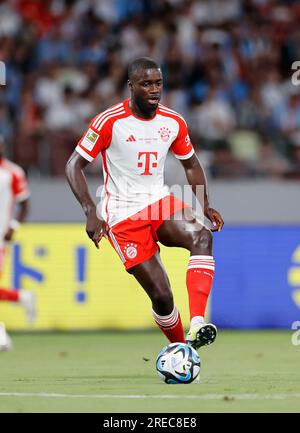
[0,322,13,351]
[19,291,37,324]
[152,305,185,343]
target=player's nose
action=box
[149,84,161,94]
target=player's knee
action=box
[151,288,174,314]
[191,227,213,254]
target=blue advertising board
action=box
[211,226,300,329]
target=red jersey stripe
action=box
[92,102,124,128]
[93,106,125,130]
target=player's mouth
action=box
[147,96,160,105]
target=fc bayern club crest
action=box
[124,243,138,259]
[158,127,171,142]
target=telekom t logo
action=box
[137,151,158,175]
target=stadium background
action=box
[1,0,300,331]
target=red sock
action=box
[186,255,215,319]
[152,306,185,343]
[0,288,20,302]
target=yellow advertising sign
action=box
[0,224,203,331]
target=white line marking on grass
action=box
[0,392,300,400]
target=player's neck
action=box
[129,98,156,120]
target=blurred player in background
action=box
[66,58,224,350]
[0,136,36,350]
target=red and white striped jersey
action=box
[0,159,30,246]
[76,99,194,227]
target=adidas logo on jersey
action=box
[126,135,136,142]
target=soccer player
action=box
[66,58,224,350]
[0,136,36,327]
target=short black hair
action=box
[128,57,160,80]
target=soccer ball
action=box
[156,342,200,384]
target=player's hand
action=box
[204,207,224,232]
[4,228,14,242]
[86,209,108,249]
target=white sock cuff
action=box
[190,255,214,260]
[190,316,205,328]
[188,255,215,271]
[152,306,179,328]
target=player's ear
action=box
[128,80,133,90]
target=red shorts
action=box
[107,195,190,271]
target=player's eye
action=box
[142,81,162,88]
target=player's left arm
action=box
[180,154,224,232]
[170,118,224,232]
[15,197,29,224]
[4,169,30,242]
[4,198,30,242]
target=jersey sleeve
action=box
[75,115,112,162]
[12,168,30,202]
[170,118,195,160]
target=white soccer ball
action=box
[156,342,200,384]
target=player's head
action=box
[0,135,5,160]
[128,57,163,112]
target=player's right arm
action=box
[65,108,112,252]
[66,108,117,246]
[65,151,107,249]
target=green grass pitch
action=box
[0,331,299,413]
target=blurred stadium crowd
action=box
[1,0,300,179]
